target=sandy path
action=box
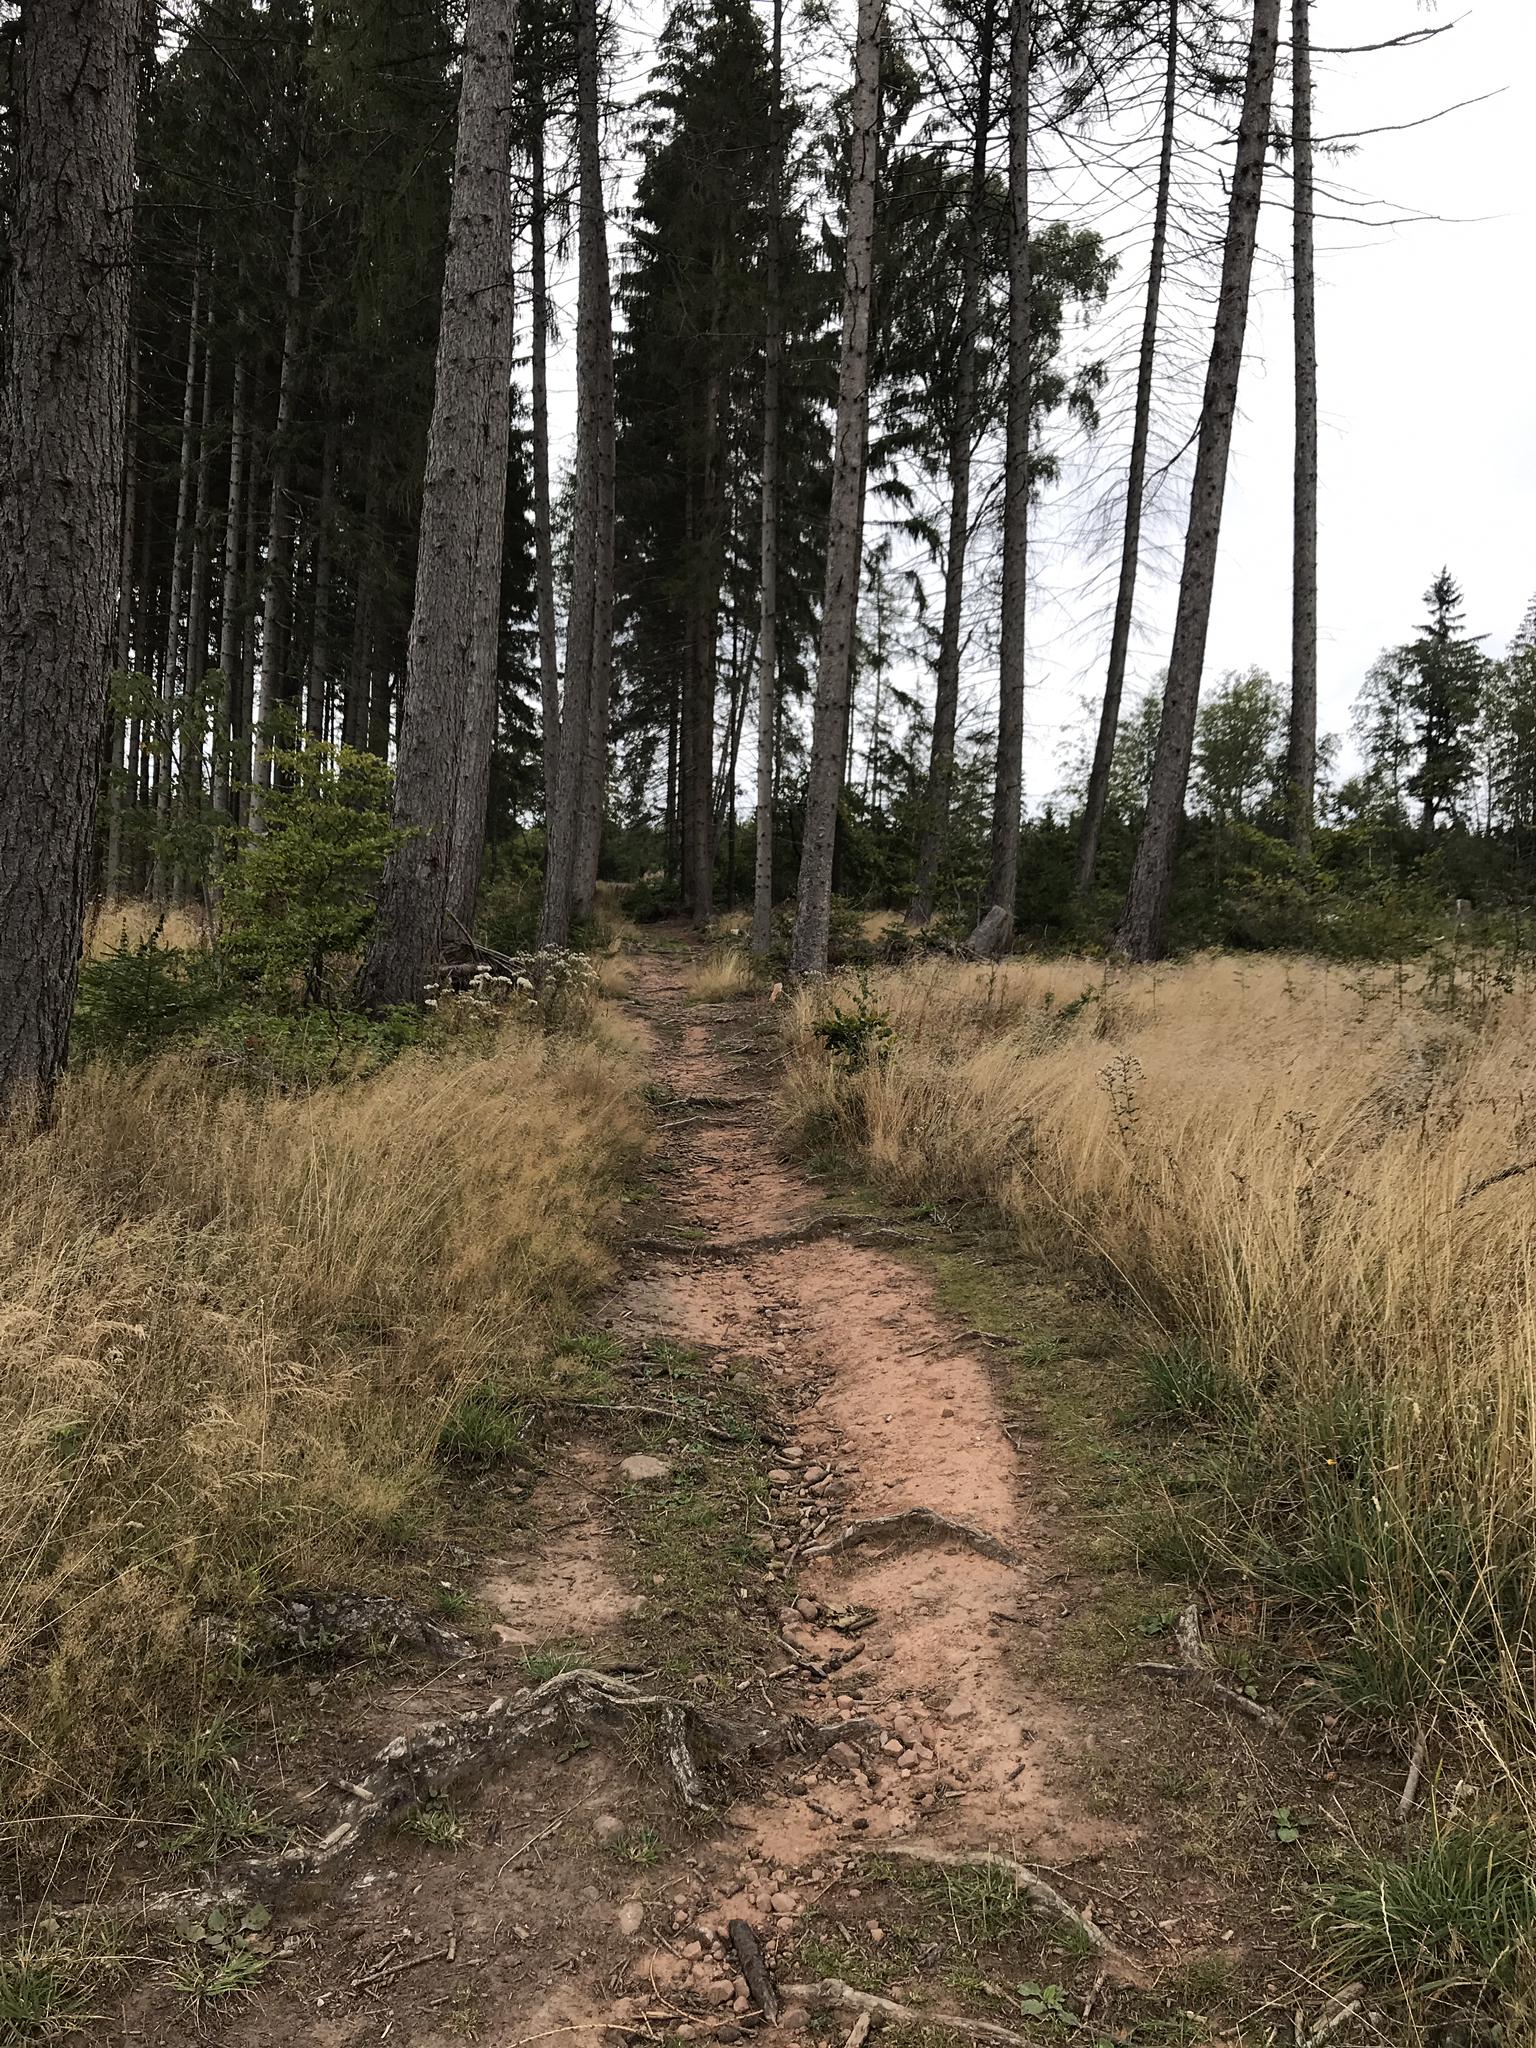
[126,949,1145,2048]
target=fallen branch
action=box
[728,1918,779,2023]
[871,1845,1144,1984]
[806,1509,1018,1567]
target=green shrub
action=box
[72,931,227,1062]
[219,740,399,1005]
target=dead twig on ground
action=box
[1133,1599,1287,1733]
[1396,1732,1427,1822]
[779,1978,1116,2048]
[729,1918,780,2023]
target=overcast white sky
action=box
[548,0,1536,806]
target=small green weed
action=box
[1012,1982,1079,2027]
[614,1824,664,1867]
[434,1583,474,1620]
[171,1779,285,1862]
[438,1386,530,1468]
[521,1645,594,1683]
[171,1902,275,2008]
[401,1799,466,1849]
[0,1926,131,2040]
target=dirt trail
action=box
[125,946,1176,2048]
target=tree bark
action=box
[1114,0,1281,962]
[152,259,203,903]
[789,0,884,978]
[530,94,562,825]
[969,0,1032,956]
[307,415,341,743]
[908,0,994,927]
[1285,0,1317,856]
[105,355,140,898]
[683,368,722,928]
[0,0,138,1120]
[344,428,380,752]
[213,351,249,818]
[750,0,785,958]
[1073,0,1178,897]
[249,172,307,831]
[179,298,218,853]
[539,0,612,945]
[361,0,518,1006]
[447,384,514,936]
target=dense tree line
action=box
[0,0,1508,1116]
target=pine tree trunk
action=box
[249,173,307,832]
[447,388,515,936]
[0,0,138,1120]
[539,0,610,946]
[213,352,249,818]
[530,100,562,824]
[105,356,140,898]
[1114,0,1281,962]
[750,0,785,958]
[1073,0,1178,896]
[361,0,518,1007]
[570,286,615,920]
[908,0,994,927]
[181,305,218,837]
[344,429,380,751]
[789,0,883,978]
[152,261,203,904]
[307,415,340,742]
[1285,0,1317,856]
[969,0,1032,956]
[684,369,722,929]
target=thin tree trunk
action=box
[152,260,203,903]
[180,302,218,849]
[750,0,784,957]
[684,369,722,929]
[213,351,249,818]
[307,414,340,742]
[1114,0,1282,961]
[105,354,140,898]
[789,0,883,977]
[344,429,380,751]
[530,97,562,823]
[1073,0,1178,896]
[249,171,306,831]
[361,0,518,1006]
[539,0,610,946]
[570,288,616,921]
[908,0,994,926]
[1286,0,1317,855]
[447,391,515,936]
[0,0,137,1119]
[969,0,1032,956]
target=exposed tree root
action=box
[630,1216,919,1261]
[200,1589,471,1669]
[1133,1598,1287,1733]
[728,1917,780,2023]
[871,1844,1145,1985]
[805,1509,1018,1567]
[781,1979,1057,2048]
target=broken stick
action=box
[728,1918,780,2024]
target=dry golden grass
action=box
[784,952,1536,1775]
[0,1015,644,1845]
[685,945,757,1003]
[83,896,209,958]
